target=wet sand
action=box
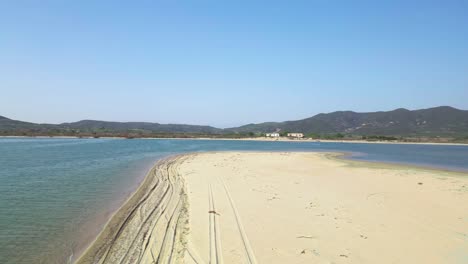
[77,152,468,264]
[76,156,190,264]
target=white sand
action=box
[180,152,468,264]
[76,152,468,264]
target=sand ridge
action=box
[76,155,190,264]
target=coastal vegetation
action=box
[1,106,468,143]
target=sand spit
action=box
[180,152,468,264]
[77,152,468,264]
[76,155,190,264]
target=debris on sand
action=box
[297,235,315,239]
[208,210,220,215]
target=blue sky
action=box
[1,1,467,127]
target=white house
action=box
[265,132,280,137]
[287,133,304,138]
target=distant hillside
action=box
[227,106,468,137]
[1,106,468,137]
[0,116,221,135]
[0,115,54,131]
[60,120,222,134]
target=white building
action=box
[265,132,280,137]
[287,133,304,138]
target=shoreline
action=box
[75,151,468,263]
[75,155,190,264]
[69,159,158,264]
[326,151,468,176]
[1,135,468,146]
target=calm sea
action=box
[1,138,467,264]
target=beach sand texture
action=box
[76,156,190,264]
[77,152,468,264]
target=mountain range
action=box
[1,106,467,137]
[227,106,468,136]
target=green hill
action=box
[60,120,222,134]
[1,106,468,138]
[226,106,468,137]
[0,116,221,136]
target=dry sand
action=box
[77,152,468,264]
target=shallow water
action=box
[0,138,467,263]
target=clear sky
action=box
[1,1,467,127]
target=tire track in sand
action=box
[209,184,224,264]
[76,156,189,264]
[219,177,257,264]
[185,241,206,264]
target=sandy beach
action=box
[77,152,468,264]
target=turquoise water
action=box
[1,138,467,264]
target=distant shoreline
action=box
[1,135,467,146]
